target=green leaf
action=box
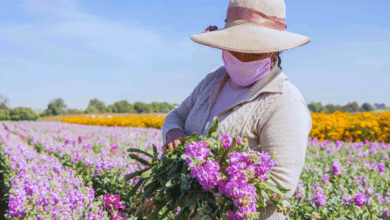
[165,179,172,187]
[153,144,158,160]
[276,185,291,194]
[141,169,153,178]
[146,203,166,220]
[127,148,153,158]
[261,181,290,196]
[143,182,161,199]
[181,132,198,146]
[127,178,145,199]
[129,154,150,166]
[158,205,177,220]
[207,116,219,138]
[124,168,149,181]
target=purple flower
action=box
[353,193,367,207]
[312,191,327,208]
[365,186,375,196]
[174,208,181,217]
[332,160,342,175]
[324,166,330,172]
[383,208,390,219]
[236,137,242,145]
[342,194,352,206]
[185,141,210,165]
[190,160,221,191]
[321,174,329,182]
[378,162,386,174]
[221,135,233,149]
[229,152,248,166]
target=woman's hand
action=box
[163,129,187,154]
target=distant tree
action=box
[134,102,152,113]
[323,104,342,114]
[373,103,387,109]
[105,105,115,113]
[341,101,360,113]
[88,98,105,112]
[159,102,173,113]
[169,103,179,110]
[40,98,67,117]
[0,94,9,110]
[10,107,39,121]
[112,100,135,113]
[0,109,11,120]
[307,102,324,113]
[66,108,83,115]
[84,106,100,114]
[150,102,161,113]
[361,102,374,112]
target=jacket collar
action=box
[208,64,288,115]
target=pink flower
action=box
[353,193,367,207]
[221,135,233,149]
[378,162,386,174]
[332,160,342,175]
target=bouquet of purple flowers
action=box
[126,116,290,220]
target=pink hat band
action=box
[225,7,287,31]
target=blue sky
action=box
[0,0,389,111]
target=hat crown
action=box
[227,0,286,19]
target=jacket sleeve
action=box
[161,74,211,146]
[257,96,312,202]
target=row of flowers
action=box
[61,111,390,143]
[61,116,165,129]
[2,121,390,219]
[1,121,162,219]
[0,124,109,219]
[289,138,390,219]
[310,111,390,143]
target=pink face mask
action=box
[222,50,272,87]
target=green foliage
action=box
[323,104,342,114]
[361,102,374,112]
[134,102,152,113]
[84,106,100,114]
[341,101,360,113]
[307,102,379,114]
[160,102,178,113]
[40,98,67,116]
[0,109,11,120]
[88,98,106,112]
[10,107,39,121]
[374,103,387,109]
[65,108,83,115]
[150,102,161,113]
[112,100,135,113]
[308,102,324,113]
[104,105,115,113]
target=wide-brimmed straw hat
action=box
[190,0,311,53]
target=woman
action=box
[162,0,312,219]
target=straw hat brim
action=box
[190,23,311,53]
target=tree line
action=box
[307,101,389,113]
[0,94,389,121]
[0,96,179,121]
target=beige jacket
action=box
[162,64,312,220]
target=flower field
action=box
[61,116,165,129]
[61,111,390,144]
[0,121,389,219]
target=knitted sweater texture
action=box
[161,64,312,220]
